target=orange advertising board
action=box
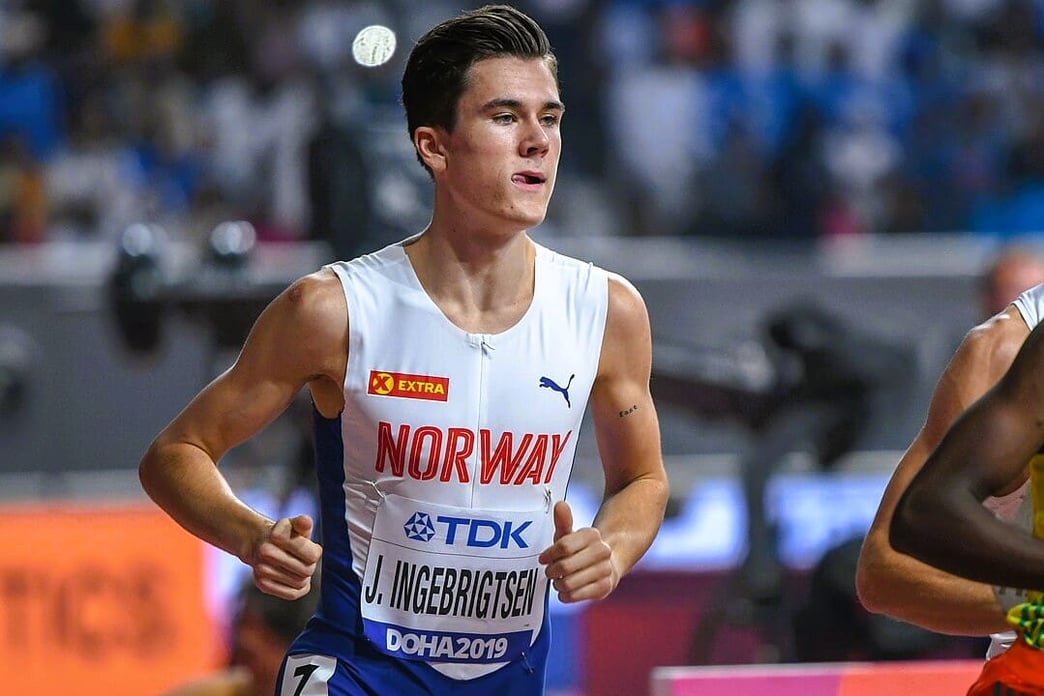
[0,502,218,695]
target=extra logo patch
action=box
[368,370,450,402]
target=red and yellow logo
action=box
[368,370,450,402]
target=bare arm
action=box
[590,275,669,575]
[540,274,669,602]
[891,315,1044,593]
[856,307,1028,634]
[139,270,347,599]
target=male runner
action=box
[138,5,669,694]
[891,283,1044,694]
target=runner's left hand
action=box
[538,500,619,603]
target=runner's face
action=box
[437,56,562,232]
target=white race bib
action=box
[359,493,552,667]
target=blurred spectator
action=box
[604,3,714,236]
[162,571,321,696]
[100,0,184,66]
[978,244,1044,318]
[306,90,373,260]
[195,1,316,242]
[820,85,903,235]
[44,89,142,240]
[0,133,45,243]
[768,101,830,239]
[973,114,1044,237]
[0,9,64,162]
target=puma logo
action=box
[539,374,574,408]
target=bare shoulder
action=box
[281,268,347,320]
[265,268,348,345]
[954,306,1029,382]
[598,273,652,381]
[923,306,1029,431]
[244,267,348,388]
[605,272,650,331]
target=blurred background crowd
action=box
[5,0,1044,253]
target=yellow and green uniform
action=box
[1005,455,1044,649]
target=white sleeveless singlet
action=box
[320,238,608,680]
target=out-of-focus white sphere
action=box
[352,25,396,68]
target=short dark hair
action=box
[401,4,557,170]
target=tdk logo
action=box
[404,513,533,549]
[403,512,436,542]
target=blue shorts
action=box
[275,618,550,695]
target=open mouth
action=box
[512,172,546,185]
